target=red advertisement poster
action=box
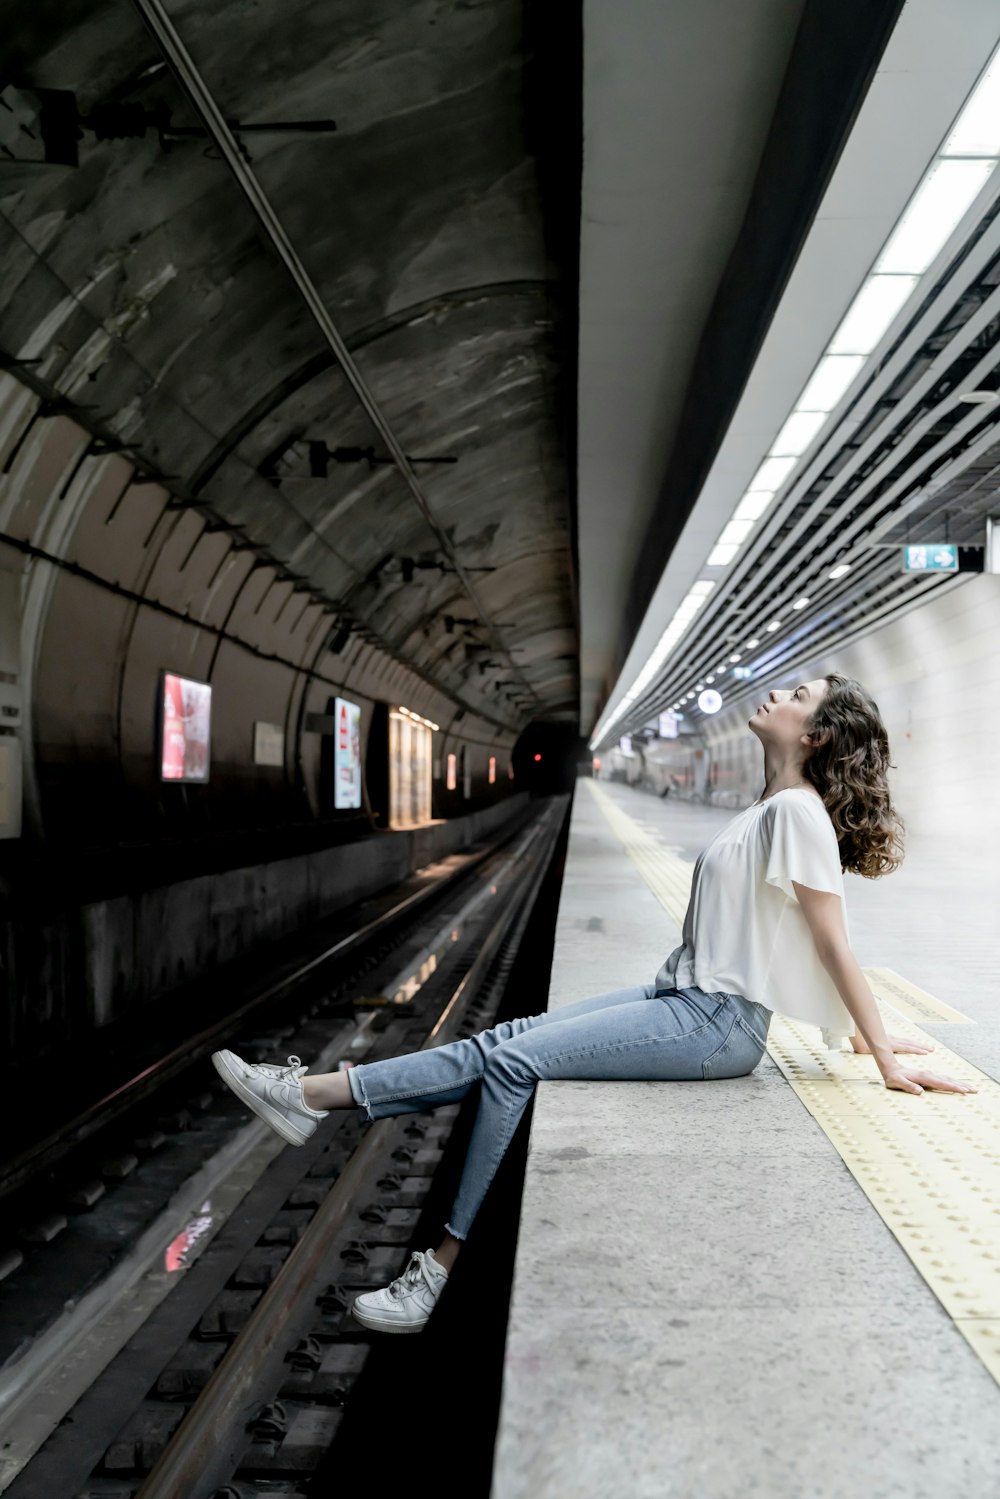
[334,696,361,808]
[161,673,212,782]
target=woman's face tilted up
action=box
[747,678,829,749]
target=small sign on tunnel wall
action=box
[253,722,284,767]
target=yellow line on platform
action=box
[864,966,974,1026]
[585,779,1000,1384]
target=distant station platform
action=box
[492,779,1000,1499]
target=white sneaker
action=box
[351,1249,448,1334]
[211,1050,328,1146]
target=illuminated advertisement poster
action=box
[334,696,362,809]
[160,672,211,783]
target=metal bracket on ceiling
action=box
[38,396,97,419]
[308,441,458,477]
[0,86,337,169]
[133,468,177,486]
[256,431,304,486]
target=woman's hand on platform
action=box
[881,1066,978,1096]
[850,1032,933,1055]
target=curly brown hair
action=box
[803,673,905,878]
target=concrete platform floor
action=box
[491,779,1000,1499]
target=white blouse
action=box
[654,788,853,1046]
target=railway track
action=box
[2,796,568,1498]
[0,801,541,1380]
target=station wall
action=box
[599,573,1000,842]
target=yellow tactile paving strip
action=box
[863,966,973,1026]
[585,779,1000,1383]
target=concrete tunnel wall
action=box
[0,373,545,1073]
[0,375,520,854]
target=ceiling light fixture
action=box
[587,579,716,746]
[770,411,828,456]
[792,596,810,610]
[875,158,997,275]
[733,492,772,521]
[749,455,797,491]
[400,706,440,730]
[828,274,920,355]
[717,519,754,546]
[797,355,868,413]
[828,563,852,579]
[707,542,739,566]
[697,51,1000,591]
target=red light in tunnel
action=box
[533,753,542,762]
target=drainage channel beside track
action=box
[3,796,568,1499]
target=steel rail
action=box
[0,804,534,1200]
[134,812,560,1499]
[127,0,540,711]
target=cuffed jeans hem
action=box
[347,1064,374,1121]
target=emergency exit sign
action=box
[902,543,958,572]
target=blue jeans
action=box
[347,983,771,1240]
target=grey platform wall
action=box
[81,793,531,1030]
[704,573,1000,837]
[606,574,1000,841]
[3,793,530,1067]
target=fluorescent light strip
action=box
[943,54,1000,156]
[701,52,1000,573]
[733,491,772,521]
[592,42,1000,748]
[828,274,919,355]
[876,158,996,273]
[588,581,715,747]
[771,410,829,456]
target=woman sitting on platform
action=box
[212,673,975,1334]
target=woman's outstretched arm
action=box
[791,882,977,1097]
[848,1029,932,1056]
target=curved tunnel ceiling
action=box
[0,0,581,729]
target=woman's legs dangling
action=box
[441,984,733,1242]
[349,986,765,1329]
[301,982,657,1113]
[303,983,658,1268]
